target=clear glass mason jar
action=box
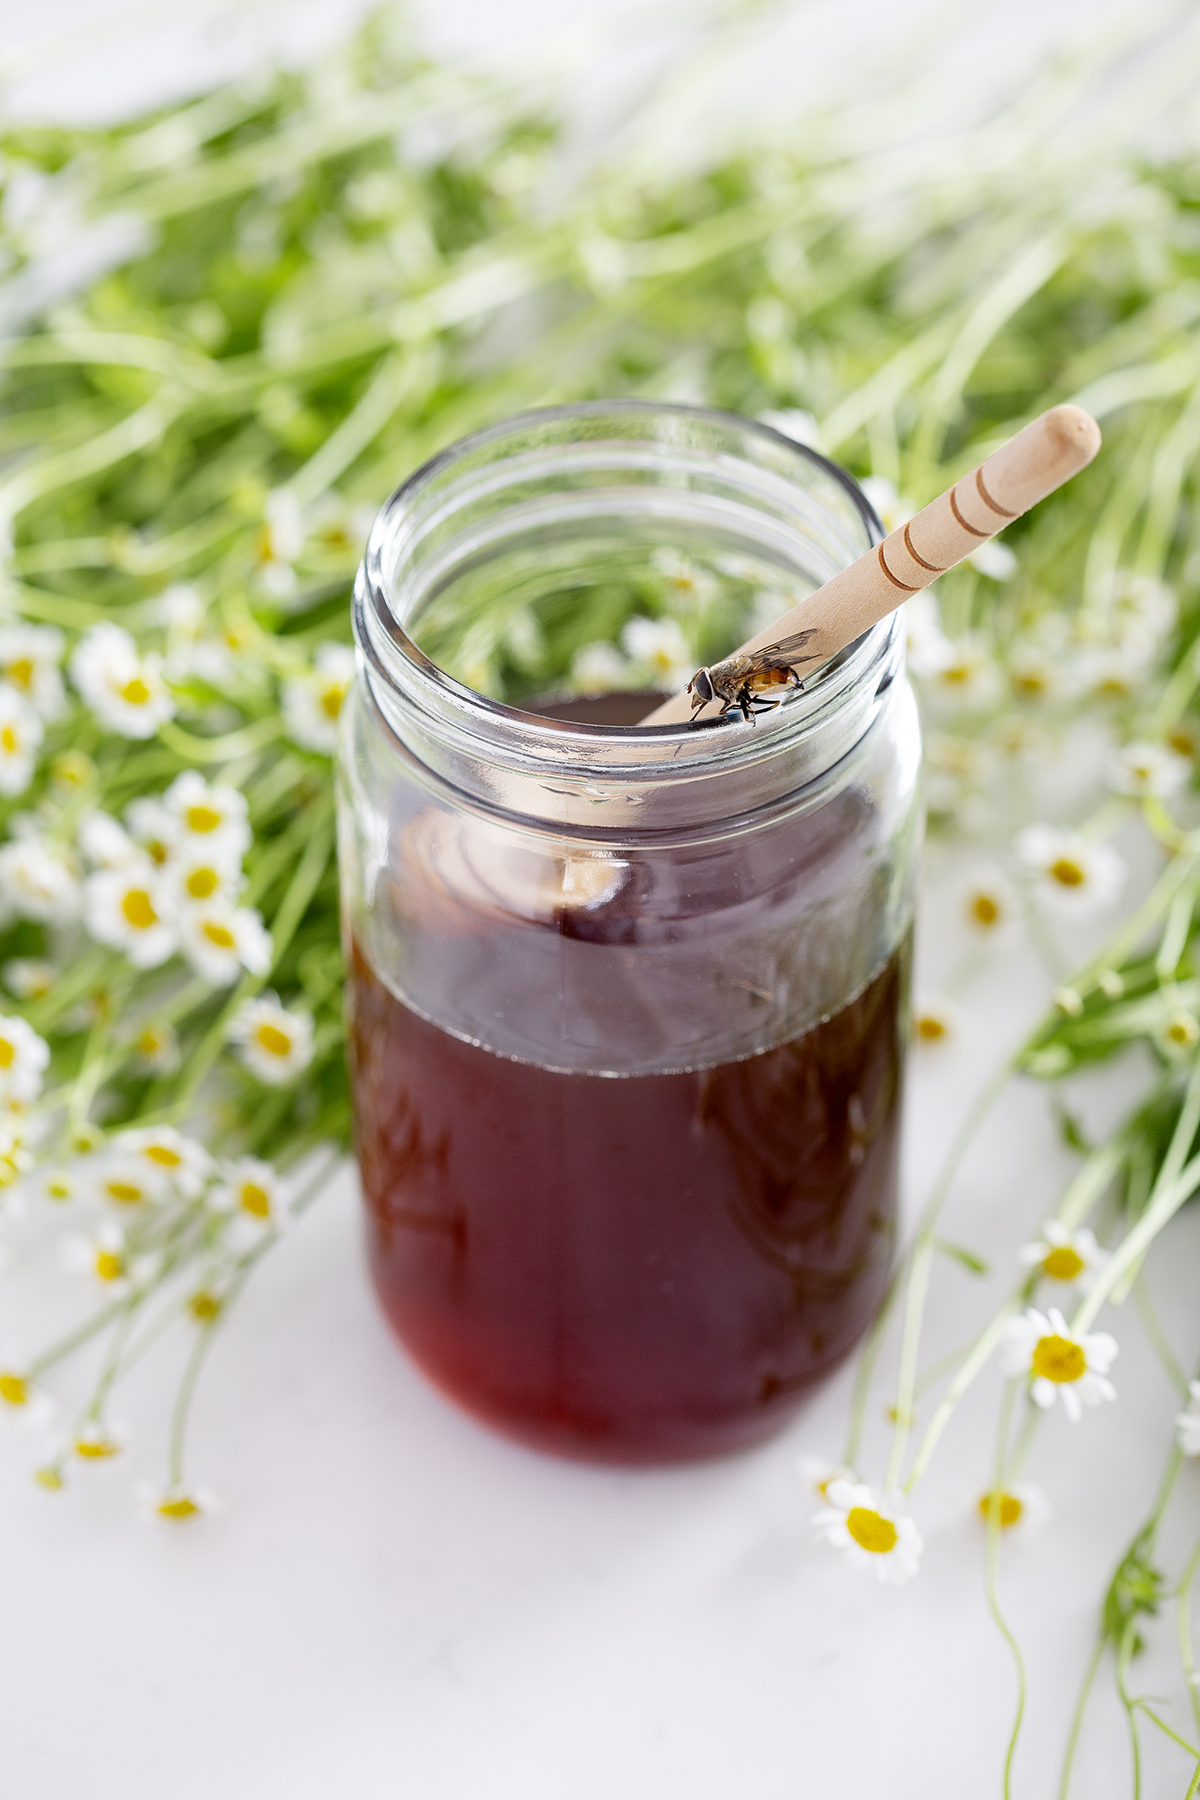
[339,402,921,1465]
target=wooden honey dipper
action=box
[640,405,1101,728]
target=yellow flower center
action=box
[148,839,170,866]
[94,1250,124,1281]
[189,1290,221,1322]
[76,1435,119,1459]
[186,804,222,834]
[978,1492,1023,1529]
[1166,1014,1200,1048]
[34,1466,63,1490]
[1,725,18,755]
[916,1013,947,1042]
[1049,857,1085,888]
[845,1506,899,1555]
[1043,1246,1085,1282]
[0,1371,29,1405]
[158,1495,200,1520]
[255,1022,292,1058]
[6,658,34,691]
[120,676,152,706]
[187,867,219,898]
[52,750,93,787]
[104,1180,143,1205]
[1031,1333,1086,1384]
[1013,671,1047,697]
[145,1145,182,1168]
[122,888,158,930]
[320,679,348,721]
[970,893,1000,927]
[203,922,237,950]
[240,1182,271,1218]
[46,1175,72,1200]
[0,1037,14,1069]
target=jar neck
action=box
[353,401,890,838]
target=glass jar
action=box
[339,402,920,1465]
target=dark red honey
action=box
[349,938,907,1464]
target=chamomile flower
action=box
[924,733,991,817]
[1,958,56,1000]
[0,1014,49,1105]
[179,902,272,986]
[1175,1381,1200,1457]
[1015,824,1125,919]
[256,488,305,597]
[1102,572,1177,658]
[69,622,175,739]
[922,636,1003,713]
[0,624,67,720]
[1008,646,1073,704]
[620,616,692,693]
[0,837,79,923]
[90,1158,164,1211]
[124,796,177,867]
[63,1221,134,1287]
[976,1483,1052,1537]
[0,686,42,795]
[163,772,251,861]
[130,1022,179,1075]
[111,1126,212,1200]
[228,992,313,1085]
[210,1156,287,1244]
[139,1482,217,1522]
[813,1478,923,1585]
[860,476,916,534]
[650,549,718,607]
[571,642,629,691]
[1018,1222,1109,1290]
[282,642,356,753]
[152,582,205,631]
[74,1421,124,1461]
[1078,648,1149,702]
[1105,740,1190,799]
[913,994,961,1048]
[0,1110,34,1189]
[0,1363,56,1432]
[961,868,1017,939]
[801,1454,856,1499]
[170,844,243,908]
[79,809,140,870]
[1157,1008,1200,1057]
[83,863,178,968]
[1000,1306,1118,1421]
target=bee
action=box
[687,630,820,724]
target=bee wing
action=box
[732,628,821,677]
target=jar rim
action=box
[357,399,887,772]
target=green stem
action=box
[884,1055,1016,1489]
[1059,1635,1106,1800]
[985,1379,1027,1800]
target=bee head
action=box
[689,667,714,707]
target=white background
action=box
[2,3,1197,1795]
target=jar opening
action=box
[353,402,897,829]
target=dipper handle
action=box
[640,404,1101,727]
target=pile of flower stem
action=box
[4,0,1200,1782]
